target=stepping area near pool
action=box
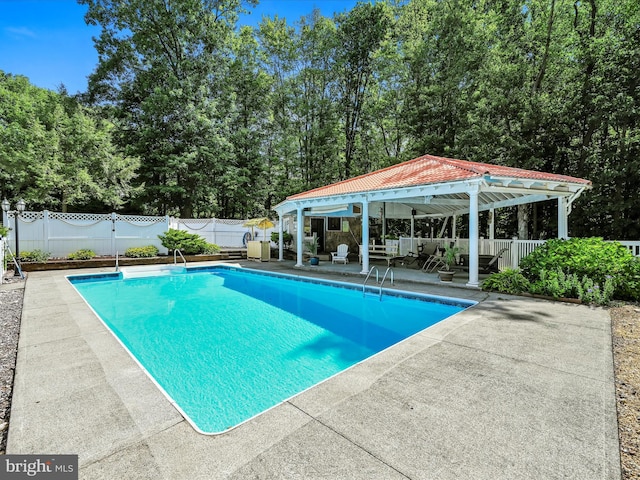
[8,260,620,479]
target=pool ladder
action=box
[362,266,394,300]
[362,266,379,297]
[174,249,187,267]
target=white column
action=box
[467,190,480,288]
[278,215,284,261]
[452,214,457,240]
[360,200,370,274]
[558,196,568,239]
[295,207,304,267]
[511,236,519,269]
[410,214,415,252]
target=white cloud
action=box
[5,26,37,39]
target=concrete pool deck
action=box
[7,261,620,479]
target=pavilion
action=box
[273,154,591,287]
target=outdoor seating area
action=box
[459,247,509,274]
[358,243,402,266]
[331,244,349,264]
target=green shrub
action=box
[520,238,631,286]
[519,237,637,302]
[19,249,50,262]
[271,231,293,247]
[616,258,640,301]
[68,249,96,260]
[482,268,531,295]
[158,229,208,255]
[579,275,616,305]
[0,224,9,238]
[124,245,159,258]
[203,243,221,254]
[529,268,583,299]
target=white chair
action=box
[331,244,349,264]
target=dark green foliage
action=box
[158,229,208,255]
[486,237,638,304]
[616,259,640,302]
[2,0,640,240]
[482,269,531,295]
[520,238,633,288]
[19,249,50,262]
[203,243,221,255]
[0,72,138,212]
[68,249,96,260]
[124,245,159,258]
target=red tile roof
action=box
[286,154,591,200]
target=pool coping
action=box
[66,265,477,435]
[7,261,620,479]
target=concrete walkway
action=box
[7,261,620,479]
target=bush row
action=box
[482,238,640,305]
[11,229,221,262]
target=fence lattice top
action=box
[49,212,111,222]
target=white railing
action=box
[397,236,640,270]
[619,241,640,257]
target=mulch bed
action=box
[611,304,640,479]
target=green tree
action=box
[82,0,256,217]
[335,2,394,178]
[219,26,273,218]
[295,9,341,188]
[0,72,137,211]
[257,15,302,200]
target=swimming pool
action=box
[68,266,474,434]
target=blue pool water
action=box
[69,266,473,434]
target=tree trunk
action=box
[517,205,529,239]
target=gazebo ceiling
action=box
[274,154,591,219]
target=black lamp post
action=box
[2,198,26,276]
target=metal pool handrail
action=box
[362,265,379,297]
[379,267,394,300]
[174,249,187,267]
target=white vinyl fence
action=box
[1,211,170,258]
[0,211,276,259]
[2,209,638,265]
[171,218,275,248]
[0,236,5,278]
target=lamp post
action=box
[2,198,26,276]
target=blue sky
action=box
[0,0,358,94]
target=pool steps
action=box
[120,265,187,278]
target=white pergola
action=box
[273,155,591,288]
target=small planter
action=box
[309,256,320,266]
[438,269,455,282]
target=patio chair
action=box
[331,244,349,264]
[394,242,438,269]
[421,246,446,273]
[478,247,509,273]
